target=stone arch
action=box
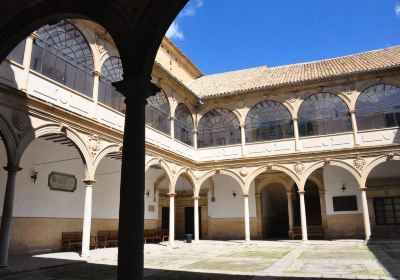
[257,176,294,193]
[246,165,300,193]
[246,97,295,121]
[174,169,196,196]
[93,143,121,173]
[361,155,398,186]
[0,114,18,165]
[16,123,94,179]
[355,78,400,102]
[197,103,243,128]
[301,160,361,191]
[196,169,245,195]
[145,157,174,193]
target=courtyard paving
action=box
[1,240,399,279]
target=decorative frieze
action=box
[353,154,366,171]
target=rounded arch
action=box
[301,160,361,191]
[146,89,171,135]
[145,157,173,192]
[16,123,94,179]
[257,176,294,193]
[245,100,294,143]
[174,169,196,195]
[361,155,399,186]
[197,108,241,148]
[355,83,400,131]
[246,165,300,193]
[297,92,352,137]
[93,143,121,173]
[197,102,242,127]
[196,169,245,195]
[174,103,194,146]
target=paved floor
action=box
[1,240,399,279]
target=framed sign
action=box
[333,195,358,211]
[48,172,77,192]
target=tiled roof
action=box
[187,45,400,98]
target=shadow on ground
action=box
[367,239,400,279]
[0,262,385,280]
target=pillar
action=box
[81,179,95,258]
[92,71,101,119]
[168,193,176,244]
[293,117,300,151]
[298,190,308,241]
[20,32,37,92]
[360,187,371,241]
[350,110,360,146]
[240,124,246,156]
[287,191,294,239]
[193,129,198,149]
[170,116,175,139]
[243,194,250,241]
[114,79,160,280]
[0,164,22,267]
[193,196,200,242]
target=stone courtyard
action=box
[0,240,399,279]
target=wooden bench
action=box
[62,232,97,251]
[292,226,323,239]
[159,228,169,242]
[144,229,159,244]
[98,230,118,248]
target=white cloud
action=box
[395,3,400,17]
[166,22,184,40]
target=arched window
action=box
[174,104,193,146]
[99,57,125,113]
[30,20,94,97]
[356,84,400,130]
[245,101,293,142]
[198,108,241,148]
[298,92,351,137]
[146,91,170,134]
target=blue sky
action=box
[167,0,400,75]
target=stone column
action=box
[170,116,175,139]
[168,193,176,244]
[349,110,360,146]
[193,196,200,242]
[92,71,101,119]
[20,32,37,92]
[243,194,250,241]
[240,124,246,156]
[0,164,22,267]
[360,187,371,241]
[298,191,308,241]
[287,191,294,239]
[81,179,95,258]
[292,118,300,151]
[193,129,198,149]
[114,79,160,280]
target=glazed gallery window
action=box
[146,91,170,134]
[198,108,241,148]
[298,92,351,137]
[373,197,400,225]
[245,100,293,142]
[30,20,94,97]
[356,84,400,130]
[99,57,125,113]
[174,103,193,146]
[6,39,26,64]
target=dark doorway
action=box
[161,207,169,229]
[184,207,202,238]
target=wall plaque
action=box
[48,172,77,192]
[333,195,358,211]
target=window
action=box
[356,84,400,130]
[99,57,125,113]
[373,197,400,225]
[146,91,170,134]
[198,108,240,148]
[332,196,358,211]
[298,92,351,137]
[6,39,26,64]
[30,20,94,97]
[174,103,193,146]
[245,100,293,142]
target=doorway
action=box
[185,206,202,238]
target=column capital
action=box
[28,32,38,40]
[297,190,305,195]
[349,109,356,114]
[242,194,249,198]
[3,165,22,174]
[83,179,96,186]
[167,192,177,197]
[192,196,200,200]
[286,191,293,197]
[192,129,198,134]
[169,116,175,121]
[292,117,298,121]
[359,187,367,191]
[113,77,160,103]
[93,70,102,77]
[240,123,245,128]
